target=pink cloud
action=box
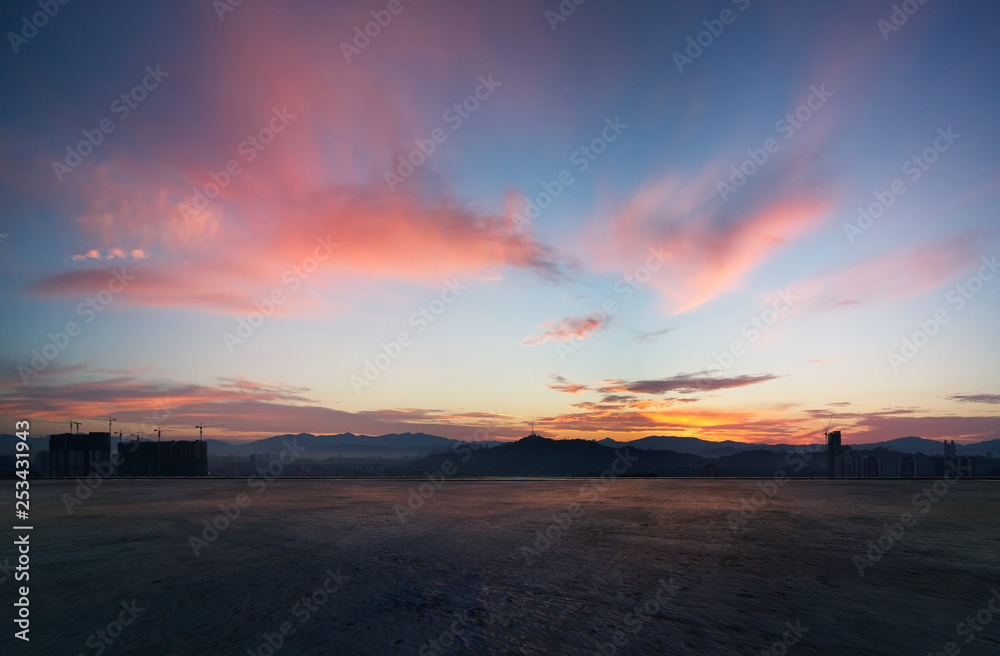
[789,234,980,312]
[521,315,608,347]
[581,170,835,314]
[546,375,590,394]
[29,2,562,315]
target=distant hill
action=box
[599,434,1000,457]
[399,434,705,476]
[0,431,484,460]
[850,436,1000,456]
[204,432,495,459]
[598,435,821,457]
[5,430,997,463]
[850,436,943,455]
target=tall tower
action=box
[826,430,842,477]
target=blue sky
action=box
[1,0,998,444]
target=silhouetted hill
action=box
[963,439,1000,456]
[715,448,827,477]
[397,435,855,477]
[598,435,820,457]
[846,437,1000,456]
[11,429,997,465]
[398,434,706,477]
[204,432,493,458]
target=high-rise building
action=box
[117,440,207,476]
[826,430,842,477]
[48,432,111,476]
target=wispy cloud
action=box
[597,372,779,395]
[521,315,608,347]
[546,375,590,395]
[948,394,1000,405]
[0,371,524,441]
[788,234,980,313]
[635,327,673,342]
[579,168,835,314]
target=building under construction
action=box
[48,432,112,476]
[117,440,208,476]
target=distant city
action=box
[2,427,997,479]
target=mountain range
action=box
[2,431,998,458]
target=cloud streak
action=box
[521,315,608,347]
[597,372,780,395]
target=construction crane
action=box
[106,417,116,436]
[195,424,223,442]
[68,420,81,434]
[153,427,176,442]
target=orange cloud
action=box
[0,372,524,442]
[537,406,815,443]
[521,315,607,347]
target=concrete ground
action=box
[6,479,1000,655]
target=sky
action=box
[1,0,998,445]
